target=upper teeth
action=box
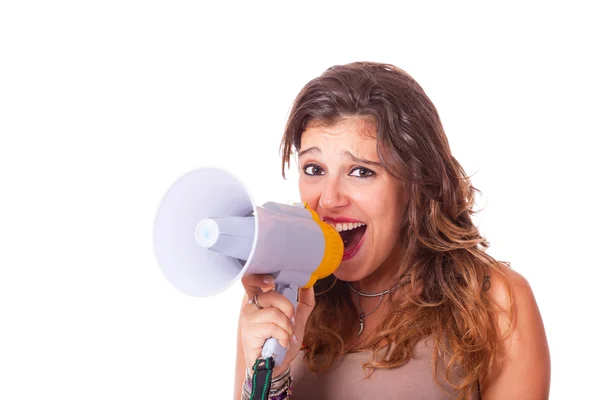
[326,222,365,232]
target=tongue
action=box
[340,225,367,250]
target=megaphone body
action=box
[153,167,343,366]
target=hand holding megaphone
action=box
[153,167,343,370]
[238,273,315,378]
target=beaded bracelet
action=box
[242,371,292,400]
[241,367,292,400]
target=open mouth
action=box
[323,220,367,260]
[322,218,368,260]
[338,224,367,250]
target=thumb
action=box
[293,286,316,339]
[278,286,316,370]
[298,286,316,309]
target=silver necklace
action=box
[347,276,411,337]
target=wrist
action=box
[245,364,288,379]
[242,364,292,400]
[272,365,289,379]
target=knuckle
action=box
[284,302,295,319]
[266,323,278,336]
[270,308,289,324]
[241,273,264,286]
[268,323,285,338]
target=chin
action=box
[333,270,360,282]
[333,258,367,282]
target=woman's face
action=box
[298,118,408,283]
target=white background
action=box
[1,1,598,398]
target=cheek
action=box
[298,180,319,209]
[371,194,406,235]
[355,190,392,220]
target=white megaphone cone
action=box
[153,167,343,367]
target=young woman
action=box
[234,62,550,399]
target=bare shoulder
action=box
[480,262,551,399]
[485,262,533,311]
[495,262,530,286]
[484,263,545,346]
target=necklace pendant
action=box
[357,313,365,337]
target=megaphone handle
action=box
[260,283,298,367]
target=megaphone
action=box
[153,167,343,367]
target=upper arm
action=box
[233,292,249,400]
[480,266,551,399]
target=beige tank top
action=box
[290,337,480,399]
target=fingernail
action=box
[292,334,298,344]
[263,276,275,284]
[291,316,295,326]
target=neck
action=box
[353,243,408,294]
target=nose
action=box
[318,176,350,210]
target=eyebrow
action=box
[344,151,382,167]
[298,147,320,158]
[297,147,381,167]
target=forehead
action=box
[300,117,378,154]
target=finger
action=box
[241,274,276,297]
[250,323,292,350]
[242,323,292,368]
[244,307,294,337]
[249,290,295,320]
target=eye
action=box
[349,167,375,178]
[303,164,325,176]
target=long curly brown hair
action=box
[280,62,514,399]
